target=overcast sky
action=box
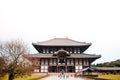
[0,0,120,63]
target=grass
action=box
[96,74,120,80]
[0,74,47,80]
[82,75,98,79]
[81,74,120,80]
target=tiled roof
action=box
[32,38,91,46]
[28,53,101,58]
[28,54,56,58]
[70,53,101,58]
[92,67,120,71]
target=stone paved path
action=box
[40,75,85,80]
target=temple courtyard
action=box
[39,74,120,80]
[39,74,91,80]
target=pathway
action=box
[40,75,88,80]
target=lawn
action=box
[82,74,120,80]
[96,74,120,80]
[0,74,47,80]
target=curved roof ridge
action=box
[66,38,91,44]
[33,38,91,46]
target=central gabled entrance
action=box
[58,66,66,73]
[57,49,67,73]
[53,49,70,73]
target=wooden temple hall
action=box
[28,38,101,73]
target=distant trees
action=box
[92,59,120,67]
[0,40,33,80]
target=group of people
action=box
[58,69,79,78]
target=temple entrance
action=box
[57,50,67,73]
[58,66,66,73]
[67,66,75,72]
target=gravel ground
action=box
[40,75,86,80]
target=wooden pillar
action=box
[39,58,41,72]
[74,58,75,72]
[56,58,57,73]
[65,59,67,73]
[57,66,58,73]
[89,58,91,67]
[65,65,67,73]
[56,58,58,73]
[82,59,84,75]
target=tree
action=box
[0,40,32,80]
[0,57,6,77]
[92,59,120,67]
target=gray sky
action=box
[0,0,120,63]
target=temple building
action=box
[28,38,101,73]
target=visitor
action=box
[74,73,77,78]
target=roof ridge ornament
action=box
[53,49,70,56]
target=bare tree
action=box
[0,57,6,78]
[0,40,31,80]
